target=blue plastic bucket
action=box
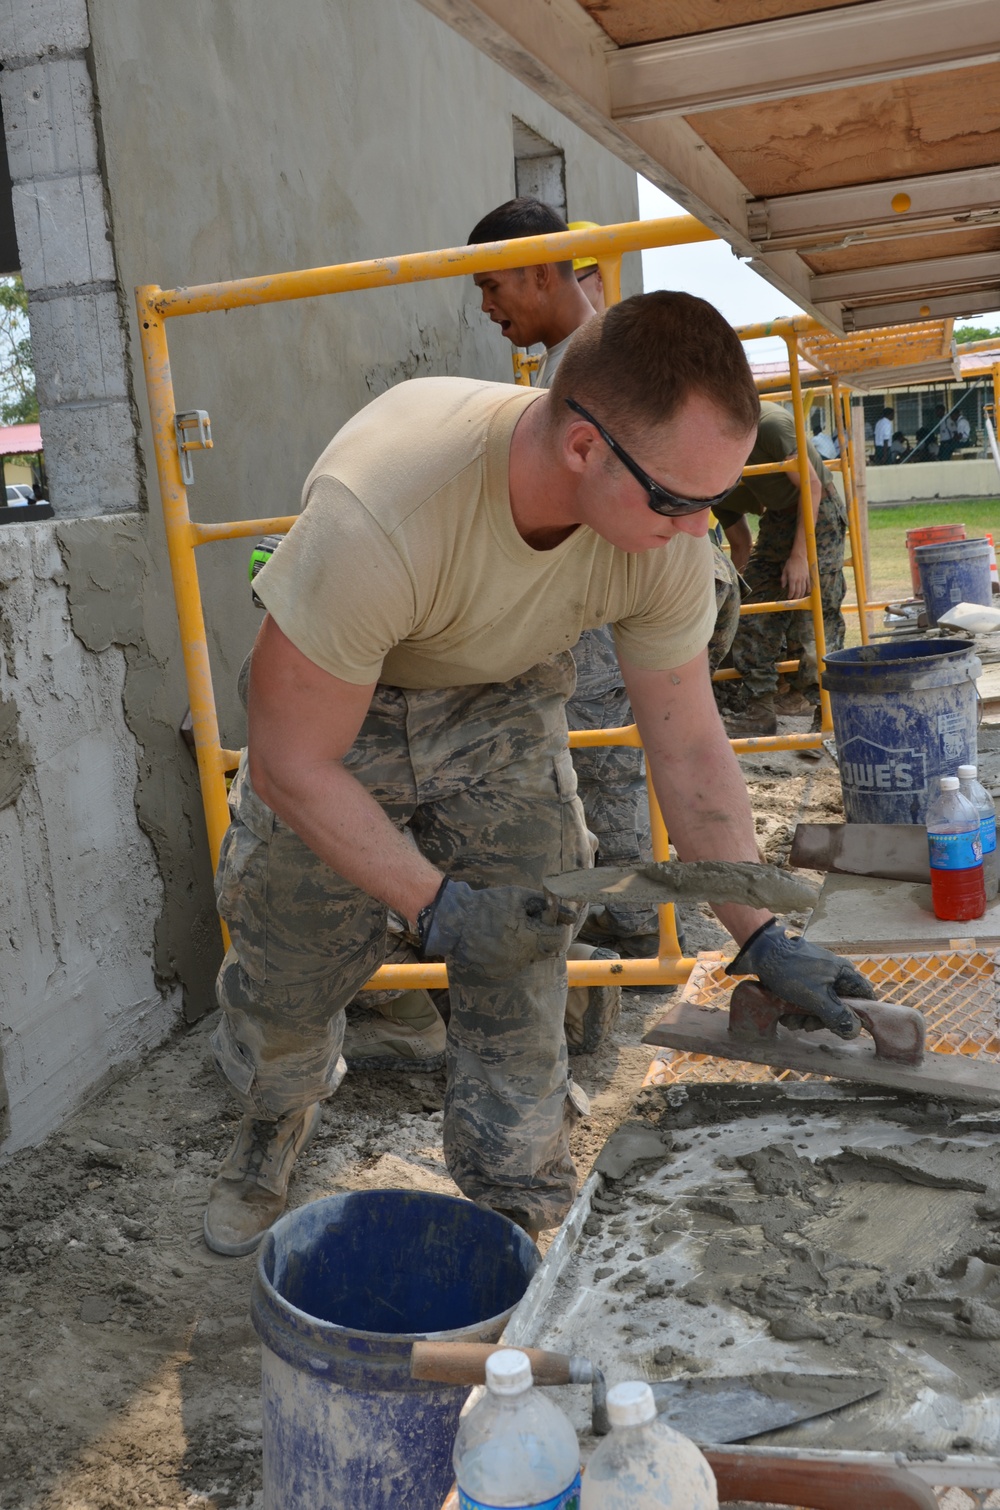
[823,638,981,824]
[250,1189,539,1510]
[914,538,992,626]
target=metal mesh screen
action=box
[642,949,1000,1089]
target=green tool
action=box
[249,534,284,606]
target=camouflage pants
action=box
[567,546,741,948]
[729,484,847,699]
[212,652,592,1230]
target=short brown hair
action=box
[548,291,760,442]
[467,198,574,280]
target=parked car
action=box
[5,484,45,505]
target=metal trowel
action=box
[644,981,1000,1104]
[410,1341,882,1442]
[790,822,931,883]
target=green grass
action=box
[863,497,1000,607]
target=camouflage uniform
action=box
[213,652,592,1232]
[726,479,846,700]
[569,545,741,951]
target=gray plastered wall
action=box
[0,0,640,1149]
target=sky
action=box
[637,175,1000,359]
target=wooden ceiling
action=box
[417,0,1000,333]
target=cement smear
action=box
[545,860,819,914]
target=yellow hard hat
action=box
[569,220,600,272]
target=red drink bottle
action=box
[927,775,986,922]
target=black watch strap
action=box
[416,876,450,952]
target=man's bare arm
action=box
[619,648,771,946]
[782,462,822,601]
[722,516,752,573]
[247,615,442,926]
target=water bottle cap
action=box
[940,776,959,791]
[957,765,977,780]
[607,1380,657,1427]
[485,1349,532,1395]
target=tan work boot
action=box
[724,693,778,737]
[204,1103,321,1256]
[342,990,446,1072]
[564,942,622,1055]
[776,687,815,716]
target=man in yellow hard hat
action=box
[569,221,605,314]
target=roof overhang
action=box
[416,0,1000,335]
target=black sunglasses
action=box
[565,397,739,518]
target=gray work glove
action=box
[418,878,576,984]
[725,919,874,1039]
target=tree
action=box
[954,323,1000,346]
[0,276,37,425]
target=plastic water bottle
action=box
[580,1381,718,1509]
[958,764,999,902]
[453,1350,581,1509]
[926,776,986,922]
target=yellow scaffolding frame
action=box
[135,222,835,990]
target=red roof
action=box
[0,422,42,457]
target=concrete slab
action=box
[804,871,1000,953]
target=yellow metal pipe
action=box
[832,377,872,646]
[365,955,696,989]
[569,723,641,749]
[597,254,622,307]
[739,596,811,614]
[732,731,822,755]
[191,516,296,546]
[646,751,683,963]
[742,459,795,477]
[714,659,799,683]
[149,218,716,320]
[735,315,825,343]
[135,288,233,871]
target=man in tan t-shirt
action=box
[204,291,873,1257]
[467,196,742,973]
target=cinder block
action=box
[12,169,114,291]
[39,399,142,518]
[0,0,89,66]
[30,288,129,406]
[0,56,99,180]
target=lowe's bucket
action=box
[250,1189,539,1510]
[823,638,981,824]
[915,538,992,627]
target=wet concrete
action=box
[525,1084,1000,1461]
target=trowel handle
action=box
[410,1341,592,1386]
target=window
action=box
[512,119,567,221]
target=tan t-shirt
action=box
[255,377,715,690]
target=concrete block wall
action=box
[0,0,141,515]
[0,523,180,1151]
